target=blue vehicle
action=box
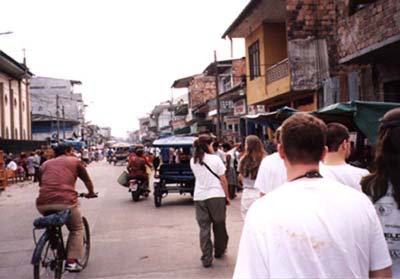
[152,136,196,207]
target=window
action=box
[14,128,18,139]
[30,86,45,89]
[5,127,9,138]
[349,0,376,15]
[384,81,400,103]
[4,94,8,106]
[249,41,261,80]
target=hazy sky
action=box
[0,0,247,137]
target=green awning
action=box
[312,101,400,144]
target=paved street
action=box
[0,161,244,279]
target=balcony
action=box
[266,58,290,98]
[267,58,289,84]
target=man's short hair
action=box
[53,144,73,157]
[135,149,144,157]
[326,123,350,152]
[274,127,282,144]
[281,114,327,165]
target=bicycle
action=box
[31,193,96,279]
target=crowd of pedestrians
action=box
[4,149,48,182]
[190,108,400,278]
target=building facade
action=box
[223,0,400,113]
[223,0,321,113]
[30,77,85,141]
[0,50,33,140]
[337,0,400,103]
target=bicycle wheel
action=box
[76,217,91,269]
[33,236,64,279]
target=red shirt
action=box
[36,155,94,206]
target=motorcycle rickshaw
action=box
[152,136,196,207]
[111,143,130,166]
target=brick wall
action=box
[232,58,246,85]
[337,0,400,60]
[190,74,216,108]
[286,0,338,72]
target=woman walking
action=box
[238,135,266,219]
[190,135,230,268]
[361,107,400,278]
[222,142,239,199]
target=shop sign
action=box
[208,109,217,117]
[234,100,246,116]
[220,100,234,114]
[248,104,265,115]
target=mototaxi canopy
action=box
[152,136,197,148]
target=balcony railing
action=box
[266,58,289,84]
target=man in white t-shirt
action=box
[254,128,287,196]
[233,114,392,278]
[320,123,369,191]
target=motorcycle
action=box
[107,155,113,164]
[128,178,150,202]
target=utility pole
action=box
[214,50,221,141]
[62,106,66,139]
[56,95,60,143]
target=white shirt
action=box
[6,161,18,171]
[214,149,226,164]
[254,152,287,194]
[320,163,369,191]
[234,178,392,279]
[375,183,400,278]
[190,153,226,201]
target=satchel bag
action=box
[117,170,129,187]
[202,162,220,181]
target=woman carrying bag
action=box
[190,135,230,268]
[238,135,267,219]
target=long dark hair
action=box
[193,135,213,165]
[361,108,400,208]
[239,135,266,179]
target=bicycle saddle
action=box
[33,210,71,229]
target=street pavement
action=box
[0,161,244,279]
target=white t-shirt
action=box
[190,153,226,201]
[234,178,392,279]
[6,161,18,171]
[374,183,400,278]
[214,149,226,164]
[254,152,287,194]
[320,163,369,191]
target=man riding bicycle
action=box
[36,144,97,272]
